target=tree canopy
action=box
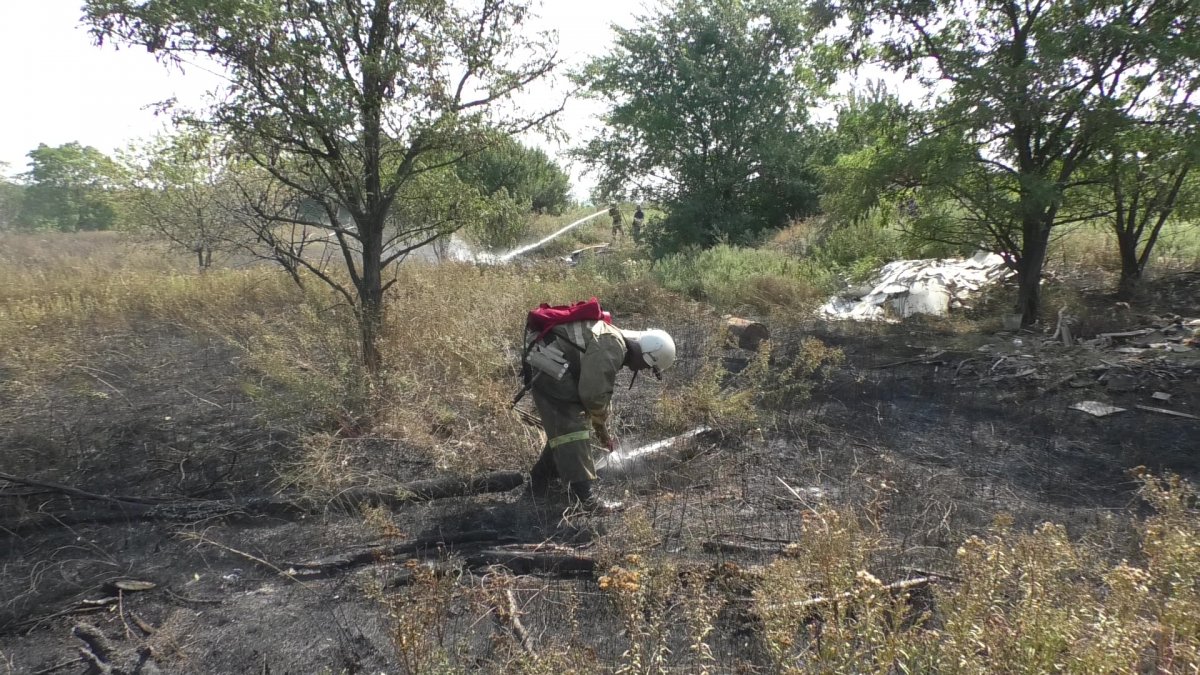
[454,132,572,216]
[809,0,1200,322]
[577,0,824,255]
[120,131,247,270]
[85,0,560,370]
[17,142,122,232]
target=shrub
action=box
[653,244,834,314]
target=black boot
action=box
[567,480,592,505]
[568,481,622,514]
[527,456,555,499]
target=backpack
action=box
[512,298,613,405]
[525,297,612,343]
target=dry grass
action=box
[5,231,1198,673]
[0,232,703,489]
[751,473,1200,674]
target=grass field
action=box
[1,225,1198,673]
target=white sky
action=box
[0,0,648,196]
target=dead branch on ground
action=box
[1,470,525,533]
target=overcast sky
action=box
[0,2,919,198]
[0,0,650,195]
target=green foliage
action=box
[577,0,824,255]
[655,323,766,434]
[0,178,22,231]
[463,188,528,252]
[810,0,1200,322]
[85,0,560,371]
[1073,115,1200,295]
[17,142,122,232]
[454,133,572,216]
[119,130,246,268]
[653,244,834,314]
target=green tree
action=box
[0,163,23,231]
[1094,106,1200,298]
[121,131,248,271]
[85,0,559,372]
[811,0,1200,324]
[455,132,572,215]
[816,84,921,221]
[576,0,824,255]
[18,142,122,231]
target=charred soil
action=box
[2,284,1199,673]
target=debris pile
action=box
[945,315,1199,420]
[820,251,1013,321]
[1082,319,1200,354]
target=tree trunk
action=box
[359,216,386,374]
[1116,232,1142,301]
[724,317,771,351]
[1016,217,1050,326]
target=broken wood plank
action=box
[1071,401,1127,417]
[462,548,597,576]
[1098,329,1153,338]
[759,576,939,613]
[1135,405,1200,421]
[491,587,538,659]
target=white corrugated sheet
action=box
[820,251,1013,321]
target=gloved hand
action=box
[591,416,615,452]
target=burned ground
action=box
[2,278,1199,673]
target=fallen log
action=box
[332,471,526,509]
[0,472,165,506]
[463,548,597,576]
[286,529,526,578]
[1,470,526,533]
[724,317,771,351]
[872,350,947,369]
[701,538,791,556]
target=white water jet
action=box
[596,426,712,473]
[494,208,609,262]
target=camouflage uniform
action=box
[528,320,626,493]
[609,205,624,239]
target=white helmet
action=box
[623,329,676,376]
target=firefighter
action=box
[608,203,624,240]
[526,321,676,512]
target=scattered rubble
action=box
[820,251,1013,321]
[903,312,1199,420]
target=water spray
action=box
[596,426,711,473]
[495,208,609,262]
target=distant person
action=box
[608,203,624,241]
[632,205,645,243]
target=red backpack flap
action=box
[526,297,612,340]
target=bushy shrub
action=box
[653,244,834,314]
